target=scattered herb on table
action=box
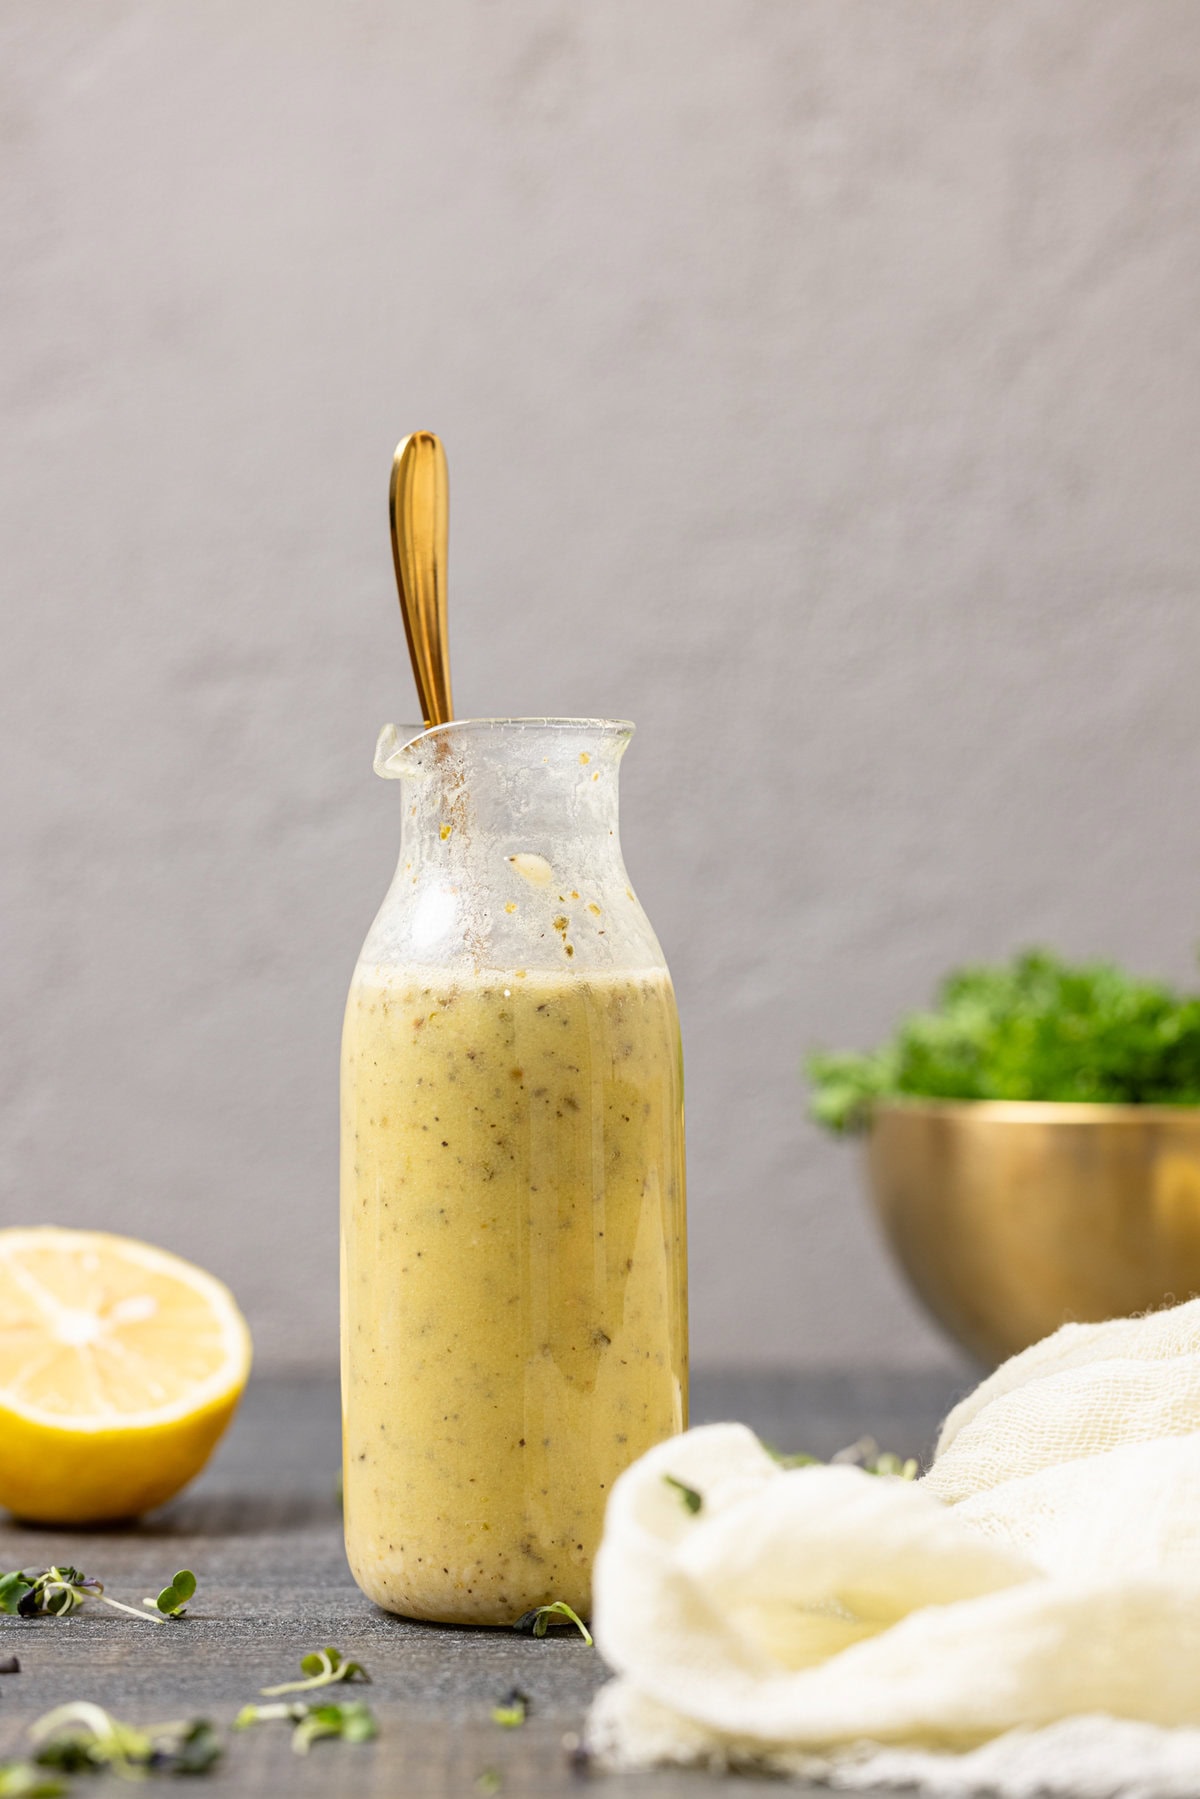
[0,1762,66,1798]
[807,949,1200,1133]
[476,1770,503,1795]
[490,1687,529,1728]
[832,1437,919,1480]
[235,1698,377,1755]
[144,1570,197,1619]
[863,1450,919,1481]
[30,1702,220,1777]
[562,1730,592,1771]
[260,1646,369,1696]
[766,1447,821,1469]
[767,1439,918,1479]
[290,1701,377,1755]
[0,1568,186,1626]
[662,1474,703,1515]
[511,1602,592,1645]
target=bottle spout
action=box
[373,723,428,780]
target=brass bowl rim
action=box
[873,1096,1200,1127]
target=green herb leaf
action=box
[2,1569,94,1620]
[29,1702,217,1778]
[170,1720,221,1775]
[490,1687,529,1728]
[867,1451,919,1480]
[832,1437,919,1479]
[663,1473,703,1514]
[290,1701,378,1755]
[511,1602,592,1645]
[0,1762,67,1798]
[0,1575,33,1617]
[260,1646,369,1697]
[476,1769,503,1795]
[770,1441,821,1470]
[4,1566,166,1624]
[234,1703,290,1731]
[807,948,1200,1131]
[236,1695,377,1754]
[147,1569,197,1619]
[563,1730,592,1771]
[768,1441,918,1478]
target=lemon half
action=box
[0,1227,252,1523]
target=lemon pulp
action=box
[0,1227,252,1523]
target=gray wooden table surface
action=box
[0,1368,967,1797]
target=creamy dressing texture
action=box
[340,963,687,1624]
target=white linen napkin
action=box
[585,1299,1200,1797]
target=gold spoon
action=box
[389,431,454,728]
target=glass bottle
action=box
[340,718,687,1624]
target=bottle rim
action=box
[374,717,635,779]
[401,716,634,748]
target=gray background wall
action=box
[4,1,1200,1373]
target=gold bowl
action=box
[867,1099,1200,1366]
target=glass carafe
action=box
[340,718,687,1625]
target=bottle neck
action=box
[362,719,666,977]
[401,749,623,872]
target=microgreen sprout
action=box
[833,1438,919,1480]
[511,1602,592,1645]
[562,1730,593,1771]
[868,1451,920,1480]
[259,1646,370,1696]
[143,1570,197,1619]
[0,1763,65,1799]
[765,1446,821,1469]
[663,1473,703,1514]
[766,1440,919,1480]
[235,1698,377,1755]
[490,1687,529,1728]
[293,1701,377,1754]
[29,1702,220,1777]
[234,1704,283,1730]
[0,1567,167,1625]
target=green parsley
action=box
[807,949,1200,1132]
[511,1601,592,1645]
[663,1473,703,1514]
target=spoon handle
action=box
[389,432,454,728]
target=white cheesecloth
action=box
[585,1299,1200,1796]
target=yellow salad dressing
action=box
[340,962,687,1624]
